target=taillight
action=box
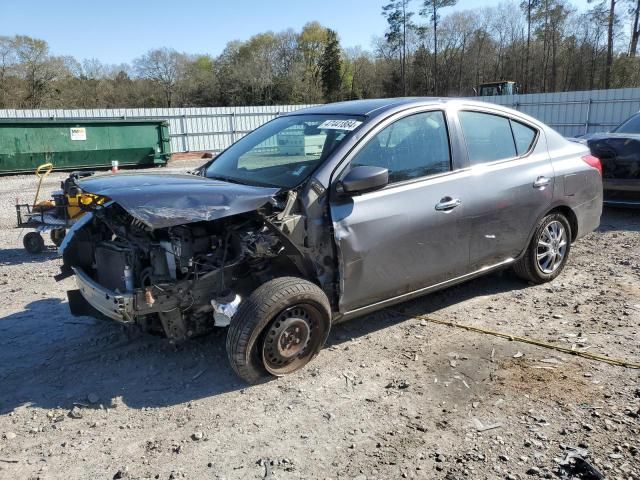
[582,154,602,176]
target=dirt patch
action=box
[494,358,595,404]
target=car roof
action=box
[288,97,526,120]
[290,97,446,117]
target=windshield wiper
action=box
[207,174,281,189]
[208,175,250,185]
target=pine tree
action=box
[320,29,342,102]
[382,0,415,96]
[419,0,457,95]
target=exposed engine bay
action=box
[59,182,323,341]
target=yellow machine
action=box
[16,164,92,253]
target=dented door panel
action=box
[331,174,469,312]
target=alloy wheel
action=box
[536,220,567,274]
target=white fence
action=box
[470,87,640,137]
[0,105,315,153]
[2,87,640,153]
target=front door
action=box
[330,110,470,313]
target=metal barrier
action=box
[470,87,640,136]
[2,88,640,151]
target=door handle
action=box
[435,197,462,211]
[533,176,551,188]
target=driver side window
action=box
[350,111,451,183]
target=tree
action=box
[179,55,217,106]
[382,0,415,95]
[0,36,16,108]
[629,0,640,56]
[134,48,185,107]
[521,0,541,92]
[298,22,330,101]
[582,3,610,89]
[410,44,430,94]
[605,0,617,87]
[12,36,69,108]
[319,29,342,101]
[343,47,381,99]
[588,0,619,87]
[532,0,571,92]
[419,0,457,95]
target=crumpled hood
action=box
[79,173,280,229]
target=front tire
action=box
[226,277,331,384]
[514,213,572,284]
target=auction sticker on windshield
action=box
[318,119,363,131]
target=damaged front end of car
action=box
[57,174,318,341]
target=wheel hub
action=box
[277,318,310,358]
[262,306,318,375]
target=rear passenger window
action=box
[459,111,516,165]
[511,120,536,155]
[350,111,451,183]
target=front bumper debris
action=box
[73,267,135,322]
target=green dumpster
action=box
[0,119,171,174]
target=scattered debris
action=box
[68,407,83,419]
[112,467,129,479]
[385,379,410,389]
[557,455,604,480]
[472,418,502,432]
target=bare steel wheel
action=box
[514,212,572,284]
[226,277,331,384]
[262,304,323,376]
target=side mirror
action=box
[336,166,389,195]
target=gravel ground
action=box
[0,165,638,480]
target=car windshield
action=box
[205,114,364,189]
[612,113,640,134]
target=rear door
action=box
[454,108,555,269]
[330,108,470,313]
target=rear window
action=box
[459,111,538,165]
[613,113,640,134]
[459,111,516,164]
[511,120,536,155]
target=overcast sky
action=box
[3,0,593,65]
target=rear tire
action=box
[226,277,331,384]
[23,232,45,254]
[514,213,571,284]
